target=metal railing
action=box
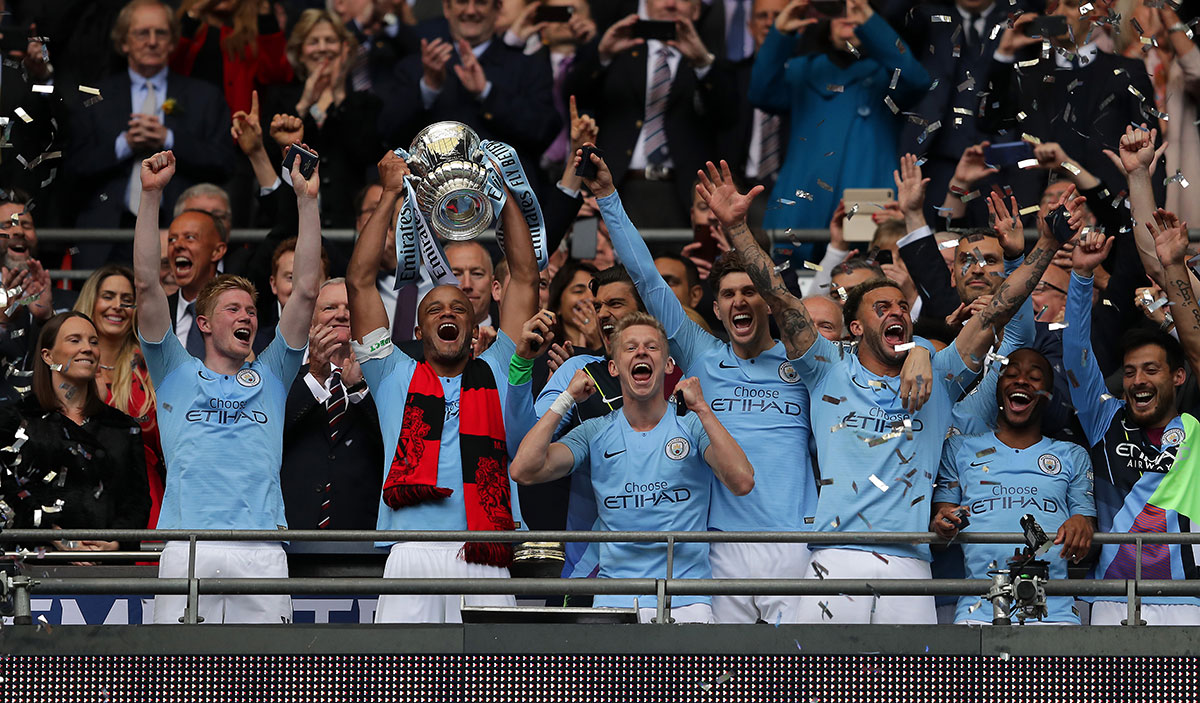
[2,529,1195,627]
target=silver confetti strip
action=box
[871,551,890,564]
[794,190,814,201]
[975,447,996,458]
[857,512,873,529]
[773,260,791,274]
[889,68,901,90]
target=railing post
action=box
[181,535,203,624]
[657,536,674,624]
[1123,536,1145,626]
[9,574,33,625]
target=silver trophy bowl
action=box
[407,122,494,241]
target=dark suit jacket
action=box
[67,69,236,231]
[378,26,560,183]
[281,364,384,530]
[564,39,738,210]
[979,50,1164,207]
[718,55,789,186]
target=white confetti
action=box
[868,474,889,492]
[31,85,53,94]
[14,108,32,124]
[1017,158,1039,169]
[893,342,915,352]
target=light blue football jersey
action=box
[792,333,976,560]
[936,432,1095,623]
[559,409,713,609]
[598,190,816,532]
[141,326,304,530]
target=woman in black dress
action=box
[0,312,149,555]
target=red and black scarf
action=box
[382,360,515,567]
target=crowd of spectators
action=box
[0,0,1196,626]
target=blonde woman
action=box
[74,265,165,527]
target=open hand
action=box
[1147,208,1189,269]
[695,159,764,229]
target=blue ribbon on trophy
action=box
[392,121,547,290]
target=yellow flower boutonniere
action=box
[162,98,179,116]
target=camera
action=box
[983,514,1053,625]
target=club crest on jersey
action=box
[778,361,800,384]
[665,437,690,460]
[1163,427,1185,446]
[1037,453,1062,476]
[236,369,262,387]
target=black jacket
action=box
[0,395,149,545]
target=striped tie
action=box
[350,42,371,92]
[325,368,347,445]
[643,48,672,165]
[758,111,782,182]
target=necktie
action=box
[392,283,419,342]
[758,111,782,183]
[127,80,159,214]
[965,13,981,49]
[351,40,372,92]
[325,367,347,445]
[184,301,205,359]
[643,48,672,166]
[727,0,747,61]
[542,54,575,166]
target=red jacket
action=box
[171,14,293,116]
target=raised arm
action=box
[1103,124,1172,287]
[510,369,595,485]
[697,160,816,359]
[276,147,323,349]
[954,188,1078,370]
[1065,228,1122,445]
[132,151,174,342]
[496,183,540,344]
[677,376,754,496]
[346,152,407,342]
[1148,209,1200,378]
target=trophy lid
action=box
[408,121,484,177]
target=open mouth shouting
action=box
[730,312,753,336]
[1129,387,1156,413]
[600,319,617,341]
[630,361,653,385]
[882,319,907,348]
[437,322,459,342]
[1006,388,1035,415]
[233,327,252,343]
[173,255,193,279]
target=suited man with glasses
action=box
[68,0,235,270]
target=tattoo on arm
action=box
[724,221,816,356]
[1167,272,1200,369]
[978,242,1056,329]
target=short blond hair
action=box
[196,274,258,320]
[610,311,668,348]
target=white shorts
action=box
[153,541,291,625]
[1090,601,1200,626]
[710,541,811,624]
[374,541,515,624]
[957,619,1070,626]
[637,602,714,624]
[789,547,936,625]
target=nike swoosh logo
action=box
[604,450,626,458]
[969,460,991,467]
[719,361,737,369]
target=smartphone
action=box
[574,144,604,179]
[632,19,676,41]
[869,248,893,266]
[983,141,1034,167]
[1024,15,1068,38]
[533,4,574,23]
[1043,206,1075,244]
[807,0,846,18]
[283,143,318,179]
[692,223,719,263]
[571,216,599,260]
[674,390,688,416]
[843,188,895,243]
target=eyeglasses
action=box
[130,28,171,42]
[1033,281,1067,296]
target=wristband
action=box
[508,353,535,386]
[549,390,575,417]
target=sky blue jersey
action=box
[792,333,976,560]
[936,432,1096,623]
[140,325,304,530]
[559,408,713,610]
[597,190,816,532]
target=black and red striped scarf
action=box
[382,360,514,567]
